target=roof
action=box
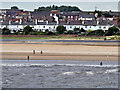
[99,20,107,25]
[31,12,50,16]
[84,20,97,26]
[109,20,117,25]
[48,22,57,25]
[79,13,95,18]
[1,20,116,26]
[59,21,67,25]
[60,12,80,16]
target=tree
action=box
[13,30,17,35]
[35,5,81,12]
[86,30,95,36]
[103,12,113,17]
[2,28,11,35]
[105,26,119,36]
[11,6,19,10]
[91,10,102,17]
[67,30,74,34]
[95,30,104,36]
[56,25,66,34]
[86,29,104,36]
[23,25,33,35]
[81,28,86,32]
[73,28,80,34]
[118,18,120,28]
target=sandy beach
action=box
[1,41,118,61]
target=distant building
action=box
[0,9,119,33]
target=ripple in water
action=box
[2,63,119,88]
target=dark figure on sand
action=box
[33,50,35,54]
[41,51,43,54]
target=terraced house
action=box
[0,7,120,33]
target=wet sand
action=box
[1,42,118,61]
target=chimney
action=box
[9,20,11,25]
[97,20,99,25]
[67,19,70,24]
[107,20,108,24]
[50,13,52,16]
[46,21,48,24]
[116,19,118,25]
[82,20,84,24]
[19,19,22,24]
[35,19,38,25]
[57,21,59,24]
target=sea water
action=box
[1,60,119,88]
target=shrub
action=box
[56,25,66,34]
[23,25,33,35]
[105,26,119,36]
[67,30,74,34]
[2,28,11,35]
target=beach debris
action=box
[27,56,29,61]
[33,50,35,54]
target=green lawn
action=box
[1,35,120,40]
[1,36,107,40]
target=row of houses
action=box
[0,8,120,33]
[0,24,112,33]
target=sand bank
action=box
[1,43,118,61]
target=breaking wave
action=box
[1,63,119,68]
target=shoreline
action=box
[1,41,119,46]
[2,55,118,61]
[2,51,118,61]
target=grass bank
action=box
[1,35,120,40]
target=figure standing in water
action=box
[100,61,103,65]
[27,56,29,61]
